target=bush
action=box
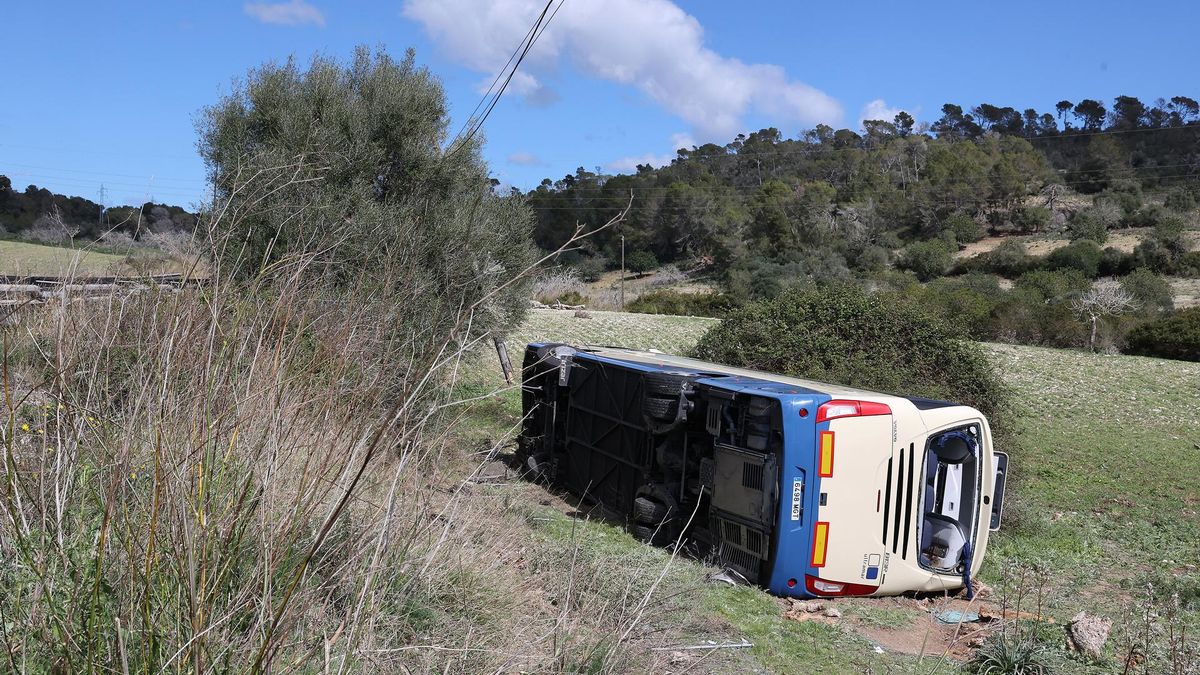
[897,238,954,281]
[625,250,659,275]
[944,212,984,243]
[575,255,608,282]
[1128,204,1170,229]
[913,275,1002,340]
[1096,189,1142,217]
[1014,269,1090,301]
[627,289,737,318]
[1120,268,1174,316]
[198,47,534,341]
[1125,307,1200,361]
[1011,205,1051,234]
[959,239,1033,278]
[692,284,1012,428]
[1098,246,1134,276]
[1046,240,1102,277]
[1067,210,1108,244]
[1165,188,1198,212]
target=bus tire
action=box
[633,496,669,524]
[643,372,689,397]
[643,395,679,421]
[632,523,674,546]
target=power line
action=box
[1,161,205,185]
[443,0,564,161]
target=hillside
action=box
[455,308,1199,672]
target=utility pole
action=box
[97,184,107,225]
[620,233,625,310]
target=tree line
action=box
[0,175,195,241]
[526,94,1200,299]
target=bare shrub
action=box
[647,264,688,288]
[20,207,79,244]
[533,268,585,304]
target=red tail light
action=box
[816,399,891,423]
[805,575,877,597]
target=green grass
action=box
[464,308,1200,672]
[0,239,128,276]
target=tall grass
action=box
[0,180,671,672]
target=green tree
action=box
[625,250,659,275]
[198,46,535,338]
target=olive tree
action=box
[197,46,536,345]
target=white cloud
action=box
[859,99,905,128]
[507,151,545,166]
[244,0,326,27]
[403,0,842,141]
[605,131,696,173]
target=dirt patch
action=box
[1171,277,1200,309]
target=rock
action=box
[1065,611,1111,659]
[823,607,842,618]
[789,600,824,613]
[573,309,592,319]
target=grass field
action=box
[0,239,129,276]
[460,308,1200,672]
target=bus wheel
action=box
[643,371,689,397]
[643,395,679,422]
[633,496,669,524]
[632,523,675,546]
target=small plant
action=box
[971,633,1051,674]
[969,563,1054,674]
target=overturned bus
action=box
[517,343,1008,599]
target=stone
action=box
[1065,611,1111,659]
[823,607,842,618]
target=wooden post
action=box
[493,335,513,384]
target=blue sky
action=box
[1,0,1196,208]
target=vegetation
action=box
[692,284,1012,427]
[0,46,543,672]
[626,289,735,317]
[527,95,1199,298]
[1125,306,1200,361]
[197,46,535,346]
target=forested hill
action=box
[526,95,1200,294]
[0,175,195,239]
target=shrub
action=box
[575,255,608,282]
[1011,205,1051,234]
[1128,204,1170,229]
[1165,188,1198,212]
[627,289,737,318]
[198,47,535,339]
[533,269,585,304]
[959,239,1033,278]
[944,212,984,243]
[625,250,659,275]
[913,275,1001,340]
[1098,246,1134,276]
[1120,268,1174,316]
[692,284,1012,428]
[1045,240,1102,277]
[1125,307,1200,361]
[897,238,954,281]
[1096,189,1142,217]
[1067,210,1108,244]
[1014,269,1090,301]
